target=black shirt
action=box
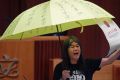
[54,59,101,80]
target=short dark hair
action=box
[63,36,80,48]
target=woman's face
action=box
[68,41,81,63]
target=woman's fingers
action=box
[62,70,71,80]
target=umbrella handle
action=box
[56,25,63,52]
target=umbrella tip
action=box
[80,26,84,33]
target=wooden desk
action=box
[0,36,68,80]
[113,60,120,80]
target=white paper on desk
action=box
[97,19,120,56]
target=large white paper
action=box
[97,19,120,56]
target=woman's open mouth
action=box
[74,53,79,55]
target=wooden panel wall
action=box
[0,36,68,80]
[93,60,120,80]
[0,40,34,80]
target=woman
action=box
[54,36,120,80]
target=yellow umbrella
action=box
[0,0,114,40]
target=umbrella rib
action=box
[59,24,62,32]
[75,21,84,33]
[20,32,24,40]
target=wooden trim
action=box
[0,36,68,41]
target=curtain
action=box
[35,40,63,80]
[0,0,27,35]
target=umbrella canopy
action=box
[0,0,114,40]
